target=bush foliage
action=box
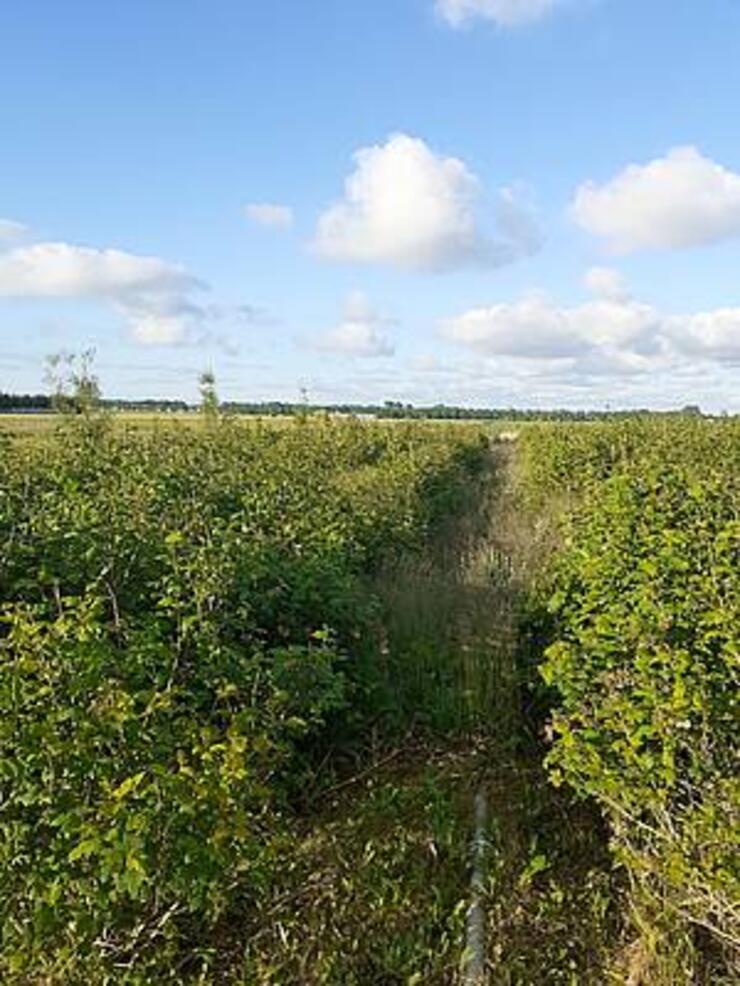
[521,419,740,976]
[0,415,485,980]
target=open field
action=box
[0,411,529,438]
[0,412,737,983]
[0,412,204,436]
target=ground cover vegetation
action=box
[1,387,737,983]
[0,401,488,982]
[519,418,740,983]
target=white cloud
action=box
[0,238,265,351]
[442,270,740,378]
[0,240,203,346]
[668,308,740,362]
[445,296,662,363]
[0,219,28,242]
[292,285,740,409]
[245,203,294,229]
[310,291,395,357]
[111,294,208,347]
[437,0,562,28]
[572,146,740,252]
[313,133,540,272]
[442,296,594,359]
[0,242,197,299]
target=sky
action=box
[2,0,740,410]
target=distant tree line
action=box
[0,394,190,413]
[220,400,712,421]
[103,398,191,413]
[0,391,716,419]
[0,392,52,410]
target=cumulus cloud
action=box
[442,296,593,359]
[442,270,740,378]
[310,291,395,357]
[667,308,740,362]
[313,133,540,272]
[0,242,198,299]
[437,0,562,27]
[572,146,740,252]
[0,237,262,350]
[245,203,294,229]
[0,241,202,345]
[303,287,740,409]
[443,295,663,368]
[0,218,28,242]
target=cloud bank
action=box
[0,237,260,349]
[442,268,740,378]
[0,241,203,345]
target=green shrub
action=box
[0,416,485,980]
[541,465,739,971]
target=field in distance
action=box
[0,410,527,437]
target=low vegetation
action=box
[0,409,486,981]
[0,399,737,983]
[520,419,740,982]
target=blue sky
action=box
[2,0,740,409]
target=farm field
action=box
[0,412,213,436]
[0,411,738,983]
[0,411,530,438]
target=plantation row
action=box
[520,418,740,980]
[0,416,486,981]
[2,411,738,982]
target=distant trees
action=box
[0,392,51,410]
[0,358,719,422]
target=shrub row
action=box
[0,415,486,981]
[520,421,740,976]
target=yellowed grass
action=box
[0,411,205,436]
[0,411,528,435]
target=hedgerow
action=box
[0,414,485,981]
[520,420,740,979]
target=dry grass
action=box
[0,412,529,440]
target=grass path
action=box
[232,443,623,984]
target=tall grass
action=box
[370,444,520,738]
